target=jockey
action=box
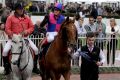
[39,3,65,59]
[2,3,39,75]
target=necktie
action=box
[89,47,92,52]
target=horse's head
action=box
[11,34,23,65]
[59,17,77,53]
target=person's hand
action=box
[98,28,102,32]
[96,61,103,66]
[21,30,27,35]
[45,15,49,20]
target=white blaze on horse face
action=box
[11,34,23,53]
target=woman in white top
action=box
[106,18,120,66]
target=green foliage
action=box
[71,66,120,74]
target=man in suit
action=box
[73,32,105,80]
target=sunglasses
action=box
[89,20,94,21]
[54,8,60,11]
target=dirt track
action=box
[32,73,120,80]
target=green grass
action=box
[71,66,120,74]
[0,74,6,80]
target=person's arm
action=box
[22,16,34,36]
[99,50,106,64]
[5,16,13,38]
[82,25,87,35]
[96,50,106,66]
[40,15,49,27]
[72,48,81,59]
[32,25,39,35]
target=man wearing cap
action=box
[39,3,65,59]
[2,3,39,75]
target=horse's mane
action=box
[58,17,77,41]
[60,18,74,31]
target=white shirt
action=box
[106,25,120,40]
[106,25,120,35]
[74,20,86,36]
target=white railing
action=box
[0,34,120,67]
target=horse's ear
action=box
[66,16,69,21]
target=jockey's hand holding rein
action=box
[9,31,28,39]
[20,30,28,36]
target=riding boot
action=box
[42,43,51,56]
[3,56,11,75]
[32,55,40,74]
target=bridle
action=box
[11,39,30,71]
[65,24,78,54]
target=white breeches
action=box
[3,39,38,57]
[46,32,58,42]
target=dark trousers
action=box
[107,39,117,65]
[80,65,99,80]
[39,43,51,59]
[95,42,104,51]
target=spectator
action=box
[84,16,97,34]
[95,15,106,50]
[1,8,11,24]
[75,14,86,36]
[32,20,46,35]
[32,20,46,47]
[97,6,103,16]
[29,3,38,12]
[0,23,8,47]
[106,18,120,66]
[90,5,98,20]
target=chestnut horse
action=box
[39,17,77,80]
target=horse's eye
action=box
[12,41,16,43]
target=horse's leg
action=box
[6,73,13,80]
[49,71,56,80]
[55,74,61,80]
[50,71,61,80]
[63,71,71,80]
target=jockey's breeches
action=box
[2,39,38,56]
[46,32,58,43]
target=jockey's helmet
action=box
[14,3,24,10]
[54,3,63,11]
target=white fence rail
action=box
[0,34,120,67]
